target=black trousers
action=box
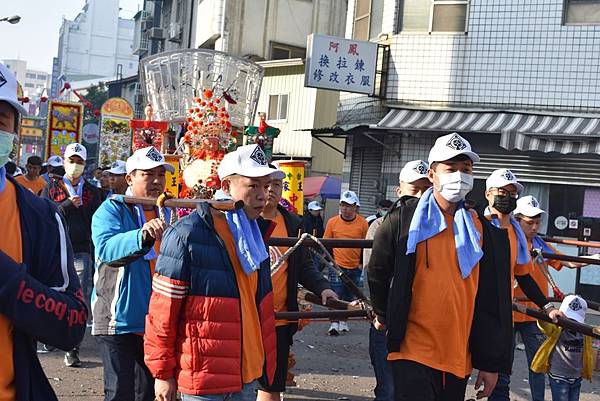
[391,360,469,401]
[96,334,155,401]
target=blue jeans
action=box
[74,252,93,305]
[328,266,362,302]
[549,376,581,401]
[369,325,394,401]
[96,334,154,401]
[181,381,257,401]
[489,322,546,401]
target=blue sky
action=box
[1,0,142,72]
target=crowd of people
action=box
[0,59,596,401]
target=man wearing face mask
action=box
[485,170,562,401]
[41,142,103,368]
[367,199,394,226]
[0,61,87,401]
[363,159,431,401]
[369,133,513,401]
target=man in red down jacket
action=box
[145,144,284,401]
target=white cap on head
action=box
[217,144,285,180]
[559,294,587,324]
[64,143,88,161]
[46,155,64,167]
[340,190,360,206]
[514,195,545,217]
[308,201,323,211]
[107,160,127,175]
[126,146,175,174]
[486,168,524,193]
[399,160,429,183]
[428,133,479,165]
[0,62,28,116]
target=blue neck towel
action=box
[63,176,84,198]
[0,167,5,193]
[487,207,531,265]
[406,188,483,279]
[225,208,269,275]
[532,235,554,255]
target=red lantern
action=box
[64,82,71,90]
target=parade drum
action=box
[140,49,264,127]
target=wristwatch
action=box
[543,302,556,313]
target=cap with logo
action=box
[486,168,524,193]
[0,62,28,116]
[107,160,127,175]
[428,133,480,165]
[559,294,587,324]
[64,143,88,161]
[217,144,285,180]
[399,160,429,183]
[340,190,360,206]
[308,201,323,211]
[126,146,175,174]
[514,195,545,217]
[46,155,64,167]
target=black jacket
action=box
[302,213,324,238]
[260,206,331,341]
[41,179,103,254]
[368,196,515,374]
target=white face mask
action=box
[434,171,473,203]
[0,130,15,168]
[64,162,85,178]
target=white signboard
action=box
[305,34,378,95]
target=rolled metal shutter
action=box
[349,145,384,216]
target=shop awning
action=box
[377,109,600,154]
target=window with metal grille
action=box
[270,42,306,60]
[268,94,288,121]
[399,0,469,33]
[564,0,600,24]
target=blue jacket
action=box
[0,175,87,401]
[91,195,165,335]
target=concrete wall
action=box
[197,0,347,59]
[57,0,138,80]
[383,0,600,112]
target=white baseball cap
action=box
[514,195,545,217]
[0,63,28,116]
[340,190,360,206]
[486,168,524,193]
[308,201,323,211]
[107,160,127,175]
[428,133,480,165]
[217,144,285,180]
[126,146,175,174]
[64,143,88,161]
[399,160,429,183]
[46,155,64,167]
[560,294,587,324]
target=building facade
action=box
[54,0,138,89]
[3,59,51,111]
[255,59,344,177]
[338,0,600,222]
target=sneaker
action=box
[339,321,350,333]
[64,349,82,367]
[328,322,340,336]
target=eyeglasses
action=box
[491,188,519,199]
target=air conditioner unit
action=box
[141,20,153,31]
[148,27,165,40]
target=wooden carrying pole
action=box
[541,236,600,249]
[119,195,242,211]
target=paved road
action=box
[39,318,600,400]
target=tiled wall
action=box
[388,0,600,112]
